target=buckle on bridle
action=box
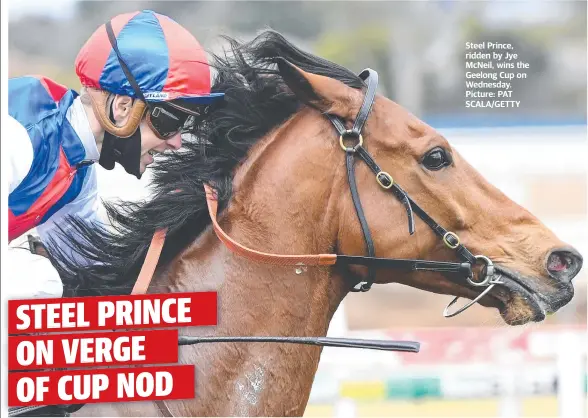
[442,231,460,249]
[376,171,394,189]
[339,130,363,152]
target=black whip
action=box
[178,335,420,353]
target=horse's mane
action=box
[46,30,363,297]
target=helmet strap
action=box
[98,102,143,179]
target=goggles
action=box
[145,102,201,140]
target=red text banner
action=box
[8,292,217,334]
[8,365,195,406]
[8,329,179,370]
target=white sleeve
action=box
[7,115,34,194]
[36,164,104,266]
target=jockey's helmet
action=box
[74,9,223,139]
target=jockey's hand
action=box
[27,234,49,258]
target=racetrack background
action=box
[8,1,587,417]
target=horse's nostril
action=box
[547,249,583,281]
[548,253,568,272]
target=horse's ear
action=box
[276,58,360,119]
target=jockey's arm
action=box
[35,165,103,267]
[7,169,102,300]
[8,112,103,265]
[6,115,63,299]
[6,115,103,299]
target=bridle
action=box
[146,67,505,417]
[324,68,505,315]
[198,67,504,318]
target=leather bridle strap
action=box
[355,146,416,233]
[131,228,168,294]
[327,69,382,291]
[324,68,478,291]
[344,149,377,288]
[205,184,337,266]
[348,69,378,136]
[203,184,472,276]
[353,146,476,265]
[407,196,477,264]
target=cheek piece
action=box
[98,104,144,180]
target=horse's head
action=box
[249,59,582,326]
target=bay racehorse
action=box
[42,31,582,416]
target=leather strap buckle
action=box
[442,231,460,249]
[376,171,394,189]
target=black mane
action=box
[46,30,363,297]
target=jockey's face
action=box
[138,120,183,173]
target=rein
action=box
[131,186,421,355]
[134,181,479,299]
[203,184,473,276]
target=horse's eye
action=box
[422,147,452,171]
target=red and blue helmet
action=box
[75,10,223,105]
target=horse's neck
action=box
[140,116,349,416]
[154,224,346,416]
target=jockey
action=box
[7,10,224,300]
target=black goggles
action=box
[146,103,193,139]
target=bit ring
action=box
[467,255,495,287]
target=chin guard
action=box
[99,130,143,179]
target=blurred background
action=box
[8,1,587,417]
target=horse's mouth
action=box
[478,265,573,325]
